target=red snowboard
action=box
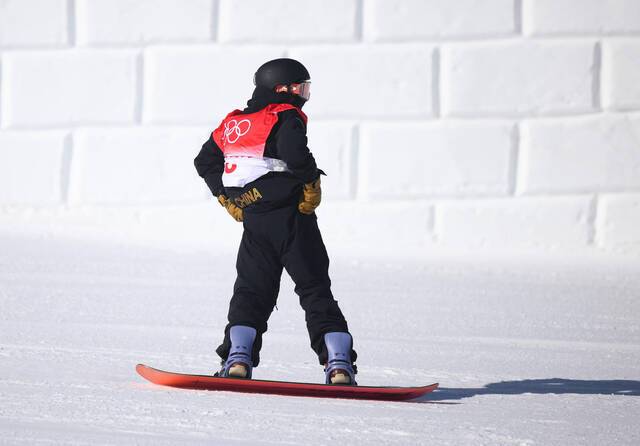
[136,364,438,402]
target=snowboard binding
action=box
[324,332,357,386]
[217,325,256,379]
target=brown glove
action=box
[298,177,321,215]
[218,194,243,222]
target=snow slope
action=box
[1,234,639,445]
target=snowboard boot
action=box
[323,332,357,385]
[218,325,256,379]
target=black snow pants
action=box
[216,204,356,367]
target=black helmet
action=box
[254,58,310,89]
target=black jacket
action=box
[194,86,320,212]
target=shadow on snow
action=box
[418,378,640,402]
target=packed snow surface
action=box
[1,234,639,445]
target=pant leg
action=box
[216,220,283,367]
[282,212,357,365]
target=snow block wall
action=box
[1,0,639,255]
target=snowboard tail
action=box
[136,364,438,402]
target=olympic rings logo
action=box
[223,119,251,144]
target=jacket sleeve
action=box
[276,111,320,184]
[194,135,225,197]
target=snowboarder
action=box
[194,58,357,385]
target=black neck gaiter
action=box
[243,86,306,113]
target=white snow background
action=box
[2,1,640,445]
[0,232,639,445]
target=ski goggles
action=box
[289,81,311,101]
[275,81,311,101]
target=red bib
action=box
[212,103,307,158]
[212,104,307,188]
